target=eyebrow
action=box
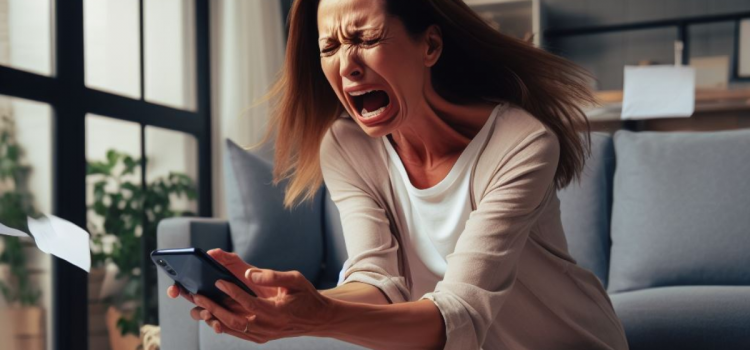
[319,25,385,43]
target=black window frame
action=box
[0,1,212,349]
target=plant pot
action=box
[4,306,46,350]
[88,266,112,349]
[89,266,107,302]
[106,306,141,350]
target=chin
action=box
[354,107,399,138]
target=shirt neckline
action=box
[382,103,504,198]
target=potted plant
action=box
[87,149,196,350]
[0,114,46,350]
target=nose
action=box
[339,46,363,81]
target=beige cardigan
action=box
[320,103,629,350]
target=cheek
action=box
[320,59,339,87]
[320,59,346,102]
[365,45,425,98]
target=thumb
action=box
[246,268,305,288]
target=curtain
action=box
[211,0,285,218]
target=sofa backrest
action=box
[607,129,750,293]
[557,132,616,287]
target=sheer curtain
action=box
[211,0,285,218]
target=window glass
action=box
[0,0,54,76]
[84,0,141,99]
[144,0,196,110]
[0,95,53,350]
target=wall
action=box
[543,0,750,90]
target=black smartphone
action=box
[151,248,257,307]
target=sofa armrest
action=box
[157,218,232,350]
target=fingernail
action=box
[215,280,226,292]
[251,270,261,283]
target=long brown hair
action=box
[263,0,593,208]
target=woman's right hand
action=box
[166,249,280,303]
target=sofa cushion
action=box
[557,132,615,287]
[610,286,750,350]
[223,139,323,283]
[609,129,750,293]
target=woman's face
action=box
[317,0,439,137]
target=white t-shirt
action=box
[338,104,502,299]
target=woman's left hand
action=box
[191,268,337,344]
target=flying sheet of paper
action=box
[26,215,91,273]
[0,222,30,237]
[622,65,696,120]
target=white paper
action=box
[0,222,30,237]
[622,65,695,120]
[26,214,91,273]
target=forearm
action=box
[319,282,391,305]
[315,298,446,350]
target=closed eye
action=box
[320,44,340,57]
[361,39,379,47]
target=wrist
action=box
[311,294,346,338]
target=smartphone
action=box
[151,248,257,307]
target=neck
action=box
[388,88,495,169]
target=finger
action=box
[167,285,180,299]
[200,309,215,322]
[207,251,263,296]
[222,326,274,344]
[215,280,265,312]
[208,249,256,269]
[246,269,306,289]
[219,315,283,342]
[220,323,272,344]
[207,318,223,334]
[177,284,196,304]
[193,294,249,333]
[206,248,232,262]
[190,306,206,321]
[200,309,276,338]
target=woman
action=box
[168,0,629,349]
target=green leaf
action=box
[106,149,121,168]
[121,156,139,177]
[87,161,112,176]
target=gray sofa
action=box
[158,130,750,350]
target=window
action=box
[0,1,212,349]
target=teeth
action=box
[361,105,388,119]
[348,89,376,96]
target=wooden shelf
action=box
[586,88,750,122]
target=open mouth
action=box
[350,90,391,119]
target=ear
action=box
[424,25,443,68]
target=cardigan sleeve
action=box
[320,126,411,304]
[419,127,560,350]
